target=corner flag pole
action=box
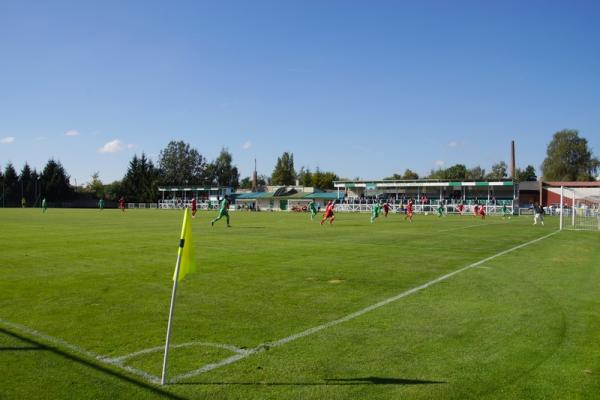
[161,241,183,385]
[160,208,195,385]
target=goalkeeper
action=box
[533,202,544,226]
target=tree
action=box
[444,164,468,180]
[206,148,240,188]
[239,177,252,190]
[86,172,105,199]
[41,159,74,202]
[541,129,599,181]
[3,163,19,206]
[486,161,508,180]
[257,174,269,189]
[19,163,33,204]
[466,166,486,180]
[158,141,207,185]
[310,167,338,189]
[402,169,419,180]
[427,164,467,180]
[516,165,537,181]
[0,167,3,204]
[384,173,403,180]
[428,168,445,180]
[271,152,296,185]
[30,169,39,205]
[297,167,313,187]
[105,180,123,201]
[122,153,160,202]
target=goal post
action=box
[559,186,600,231]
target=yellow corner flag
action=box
[174,207,196,281]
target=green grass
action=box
[0,208,599,399]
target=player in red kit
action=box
[119,197,125,212]
[382,201,390,217]
[479,204,486,219]
[473,204,479,217]
[320,201,335,225]
[456,203,465,215]
[405,199,413,223]
[191,197,197,218]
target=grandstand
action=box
[334,179,516,214]
[157,186,233,209]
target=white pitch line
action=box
[0,318,161,384]
[172,230,560,383]
[107,341,249,364]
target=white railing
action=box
[158,200,240,211]
[333,203,513,215]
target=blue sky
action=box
[1,0,599,185]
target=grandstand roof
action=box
[542,181,600,187]
[334,180,514,188]
[303,192,345,200]
[235,192,274,199]
[158,186,230,191]
[234,191,344,200]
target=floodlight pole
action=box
[161,252,183,385]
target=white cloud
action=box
[127,143,137,149]
[1,136,15,144]
[447,140,463,148]
[98,139,124,153]
[243,140,252,150]
[434,160,445,167]
[65,129,80,137]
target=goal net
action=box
[559,187,600,231]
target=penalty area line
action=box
[171,230,560,383]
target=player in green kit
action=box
[437,203,445,217]
[502,203,510,219]
[371,202,381,223]
[308,200,318,220]
[211,196,231,227]
[42,198,47,213]
[98,198,104,210]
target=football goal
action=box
[559,186,600,231]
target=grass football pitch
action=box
[1,208,599,399]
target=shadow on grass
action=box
[179,376,446,386]
[0,327,187,400]
[325,377,445,385]
[0,346,44,351]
